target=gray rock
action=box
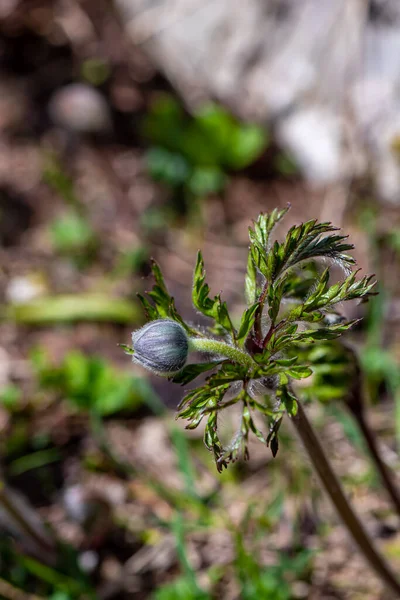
[114,0,400,201]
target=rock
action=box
[114,0,400,202]
[48,83,112,135]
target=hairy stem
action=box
[291,400,400,597]
[189,338,255,370]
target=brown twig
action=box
[291,399,400,598]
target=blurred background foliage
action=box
[0,1,399,599]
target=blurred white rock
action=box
[277,108,344,183]
[49,83,112,135]
[6,274,47,305]
[115,0,400,202]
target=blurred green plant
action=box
[358,208,400,447]
[49,211,97,261]
[143,94,268,205]
[43,158,97,264]
[114,245,149,277]
[0,384,22,411]
[81,58,110,87]
[31,347,157,416]
[235,530,312,600]
[153,514,210,600]
[6,293,140,325]
[0,536,96,599]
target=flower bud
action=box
[131,319,189,375]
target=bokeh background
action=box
[0,1,400,598]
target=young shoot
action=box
[125,205,375,470]
[122,207,400,597]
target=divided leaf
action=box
[138,260,199,336]
[237,302,260,346]
[287,269,376,323]
[192,251,236,338]
[244,251,259,305]
[172,361,223,385]
[266,415,283,457]
[265,220,355,284]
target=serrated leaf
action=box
[263,220,356,285]
[247,207,290,278]
[192,251,236,337]
[140,261,200,336]
[249,207,290,249]
[204,408,227,471]
[266,415,283,457]
[171,361,222,385]
[288,270,376,323]
[245,251,259,305]
[279,386,298,416]
[237,302,260,346]
[137,293,159,321]
[274,356,298,367]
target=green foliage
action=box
[152,514,209,600]
[143,94,268,200]
[8,294,140,325]
[138,260,200,337]
[43,159,79,209]
[192,251,236,337]
[127,207,375,470]
[153,577,210,600]
[31,347,157,416]
[0,539,95,599]
[234,530,312,600]
[115,245,148,275]
[50,210,97,259]
[0,383,22,411]
[44,158,97,263]
[294,341,355,404]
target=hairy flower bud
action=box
[131,319,189,375]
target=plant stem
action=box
[344,345,400,519]
[291,400,400,597]
[0,482,55,555]
[352,408,400,519]
[189,338,255,370]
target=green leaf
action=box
[118,343,135,356]
[288,269,376,322]
[245,251,259,305]
[188,166,226,196]
[237,302,260,346]
[227,125,267,169]
[141,260,199,336]
[266,415,283,457]
[204,409,226,472]
[146,147,190,187]
[248,207,290,277]
[279,386,298,417]
[192,251,236,338]
[286,365,313,380]
[172,361,222,385]
[50,210,95,255]
[250,207,290,250]
[264,220,355,285]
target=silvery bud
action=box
[131,319,189,376]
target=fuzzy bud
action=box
[131,319,189,375]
